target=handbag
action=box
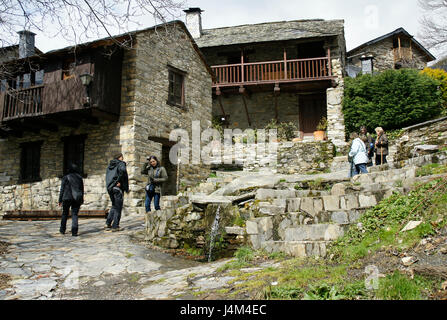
[145,167,160,193]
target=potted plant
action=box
[314,117,327,141]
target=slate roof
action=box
[195,19,345,48]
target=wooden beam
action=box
[52,115,81,129]
[90,108,119,122]
[0,125,23,138]
[19,118,58,133]
[240,93,252,127]
[217,95,227,119]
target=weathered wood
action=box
[3,209,108,220]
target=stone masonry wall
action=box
[0,46,137,215]
[394,117,447,163]
[213,91,321,130]
[349,38,429,72]
[0,25,213,216]
[326,33,346,149]
[132,25,213,207]
[242,141,335,174]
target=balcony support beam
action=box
[239,88,251,127]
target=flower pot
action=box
[313,130,325,141]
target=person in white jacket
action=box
[349,134,369,176]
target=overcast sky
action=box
[32,0,444,60]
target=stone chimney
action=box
[18,30,36,58]
[183,8,203,39]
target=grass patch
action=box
[376,271,435,300]
[330,178,447,263]
[416,163,447,177]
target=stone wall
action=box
[242,141,335,174]
[394,117,447,163]
[349,38,429,73]
[213,91,324,130]
[0,24,213,216]
[0,120,128,214]
[132,25,213,201]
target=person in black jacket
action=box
[105,153,129,232]
[58,163,84,236]
[360,126,374,167]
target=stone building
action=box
[0,21,213,217]
[347,27,436,77]
[183,8,347,148]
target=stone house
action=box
[183,8,347,148]
[347,27,436,77]
[0,21,213,217]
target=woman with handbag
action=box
[141,156,168,213]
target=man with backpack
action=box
[58,163,84,236]
[105,153,129,232]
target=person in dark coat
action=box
[141,155,168,213]
[58,163,84,236]
[374,127,389,165]
[105,153,129,231]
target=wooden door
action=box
[299,93,327,135]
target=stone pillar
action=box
[327,58,346,149]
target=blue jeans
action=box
[355,163,368,175]
[145,191,160,212]
[60,200,81,235]
[107,187,123,229]
[349,161,357,178]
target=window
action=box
[63,135,86,176]
[168,67,185,107]
[62,58,76,80]
[20,141,43,183]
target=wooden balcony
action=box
[0,77,120,136]
[212,55,335,89]
[1,85,44,120]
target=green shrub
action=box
[343,69,443,135]
[264,119,298,141]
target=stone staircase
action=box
[147,149,447,259]
[241,150,447,258]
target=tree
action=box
[0,0,187,48]
[418,0,447,53]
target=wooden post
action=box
[327,48,332,76]
[241,51,245,84]
[283,49,288,80]
[398,37,402,59]
[240,88,251,127]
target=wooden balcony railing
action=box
[212,55,334,88]
[0,77,86,122]
[2,85,43,120]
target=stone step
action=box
[260,240,331,258]
[279,209,367,228]
[395,150,447,168]
[283,223,346,242]
[351,167,416,184]
[285,188,400,214]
